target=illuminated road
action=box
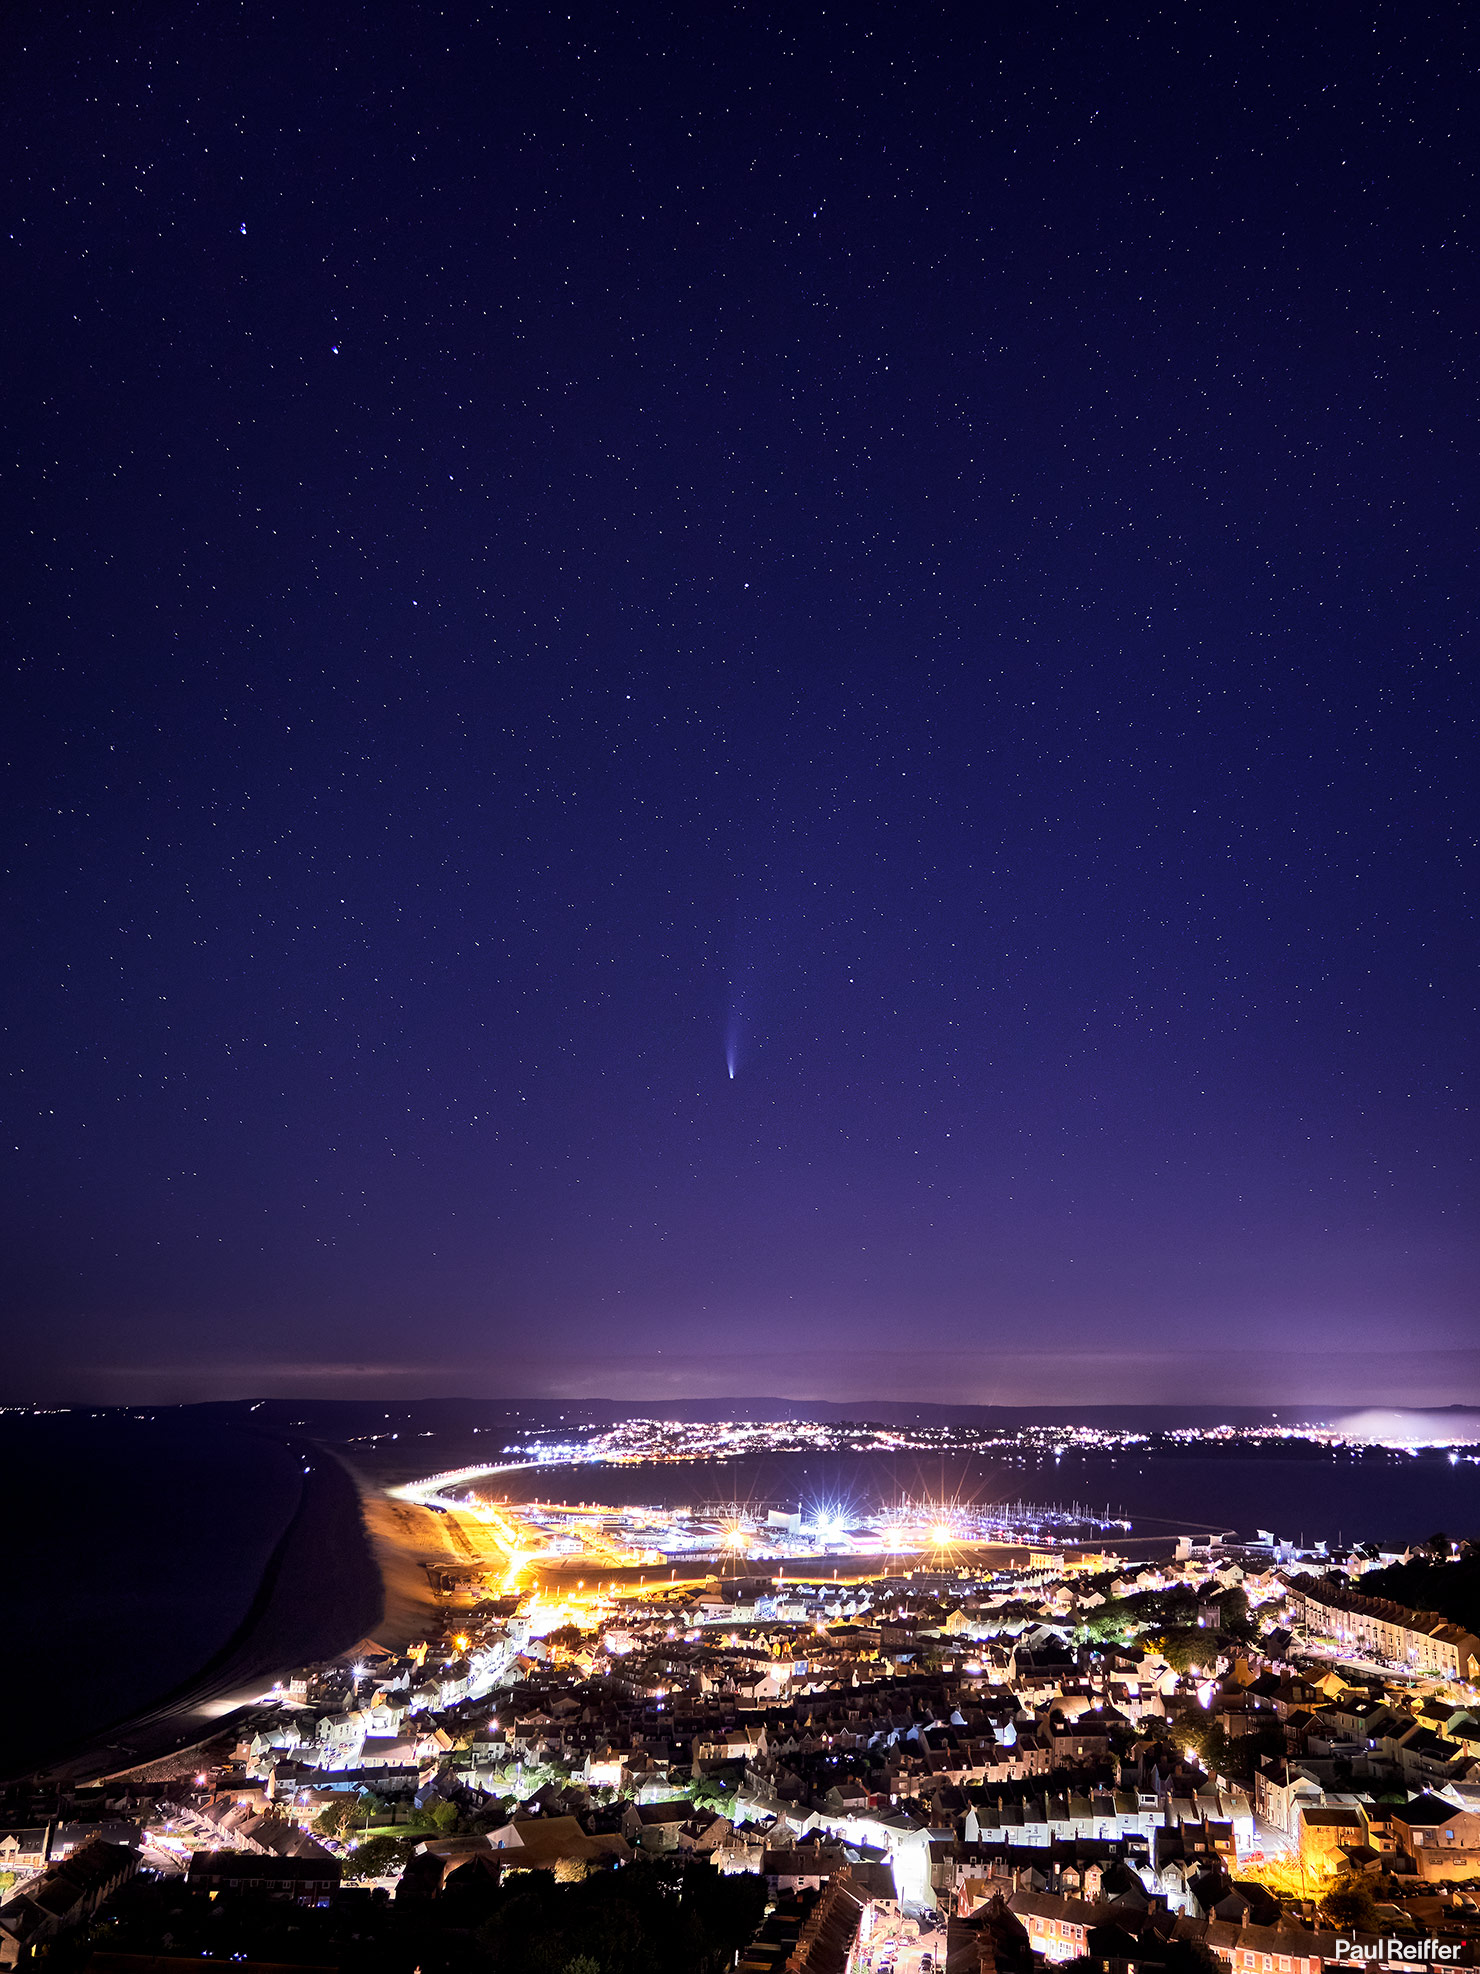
[387,1460,543,1502]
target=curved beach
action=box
[2,1420,385,1783]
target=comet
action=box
[725,1005,742,1079]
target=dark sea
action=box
[0,1409,382,1781]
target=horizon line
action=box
[10,1393,1480,1416]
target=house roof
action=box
[1395,1793,1466,1827]
[502,1816,633,1864]
[1008,1889,1100,1926]
[188,1852,340,1881]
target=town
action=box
[5,1494,1480,1974]
[351,1414,1480,1478]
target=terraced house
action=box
[1281,1575,1480,1680]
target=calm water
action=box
[480,1445,1480,1551]
[0,1409,379,1779]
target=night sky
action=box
[3,2,1476,1407]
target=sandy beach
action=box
[351,1481,452,1649]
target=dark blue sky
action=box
[3,1,1476,1406]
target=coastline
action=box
[12,1436,384,1784]
[348,1467,462,1650]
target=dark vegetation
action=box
[1358,1544,1480,1634]
[1318,1871,1382,1932]
[1077,1584,1255,1660]
[474,1862,766,1974]
[1169,1701,1283,1787]
[60,1857,765,1974]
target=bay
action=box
[478,1444,1480,1552]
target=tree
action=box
[312,1800,354,1838]
[1155,1629,1216,1674]
[1214,1587,1254,1642]
[343,1834,410,1881]
[1320,1872,1379,1932]
[1174,1707,1228,1776]
[1076,1600,1139,1644]
[1221,1719,1283,1789]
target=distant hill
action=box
[1359,1553,1480,1635]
